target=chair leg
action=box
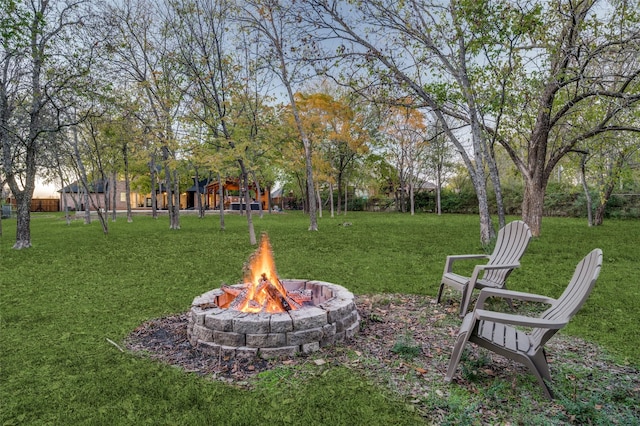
[445,314,475,381]
[445,334,468,382]
[436,282,445,304]
[530,349,552,381]
[459,283,473,317]
[522,352,554,399]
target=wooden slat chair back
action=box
[436,220,532,316]
[530,249,602,349]
[482,221,531,286]
[444,248,603,399]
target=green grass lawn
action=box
[1,211,638,424]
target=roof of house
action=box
[59,180,109,194]
[186,178,209,193]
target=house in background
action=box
[59,180,147,211]
[205,178,270,211]
[5,176,278,214]
[185,178,209,210]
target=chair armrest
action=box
[474,263,521,271]
[476,288,557,309]
[443,254,490,273]
[474,309,567,329]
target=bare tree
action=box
[378,104,429,214]
[425,116,455,216]
[578,131,640,226]
[494,0,640,236]
[240,0,319,231]
[302,0,502,243]
[167,0,259,244]
[101,0,184,229]
[1,0,94,248]
[303,0,640,239]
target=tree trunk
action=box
[172,169,181,229]
[521,179,546,237]
[344,182,348,216]
[241,168,256,245]
[217,172,225,230]
[487,149,505,228]
[580,154,593,226]
[336,173,342,215]
[163,159,174,226]
[95,179,109,235]
[594,182,616,226]
[436,163,442,215]
[329,182,335,218]
[111,171,117,222]
[150,156,158,219]
[409,182,415,215]
[162,146,180,230]
[266,184,272,213]
[13,192,32,249]
[82,187,90,225]
[251,170,264,219]
[194,168,204,218]
[123,142,133,223]
[594,203,605,225]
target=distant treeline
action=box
[347,185,640,219]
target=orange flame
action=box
[234,234,291,313]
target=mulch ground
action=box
[125,294,640,420]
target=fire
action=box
[219,233,312,313]
[232,234,294,313]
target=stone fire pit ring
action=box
[188,279,360,359]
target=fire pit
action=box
[187,235,359,359]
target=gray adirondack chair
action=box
[444,248,603,399]
[436,220,532,317]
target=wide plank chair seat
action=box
[477,320,532,353]
[445,248,603,399]
[442,271,513,291]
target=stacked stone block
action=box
[188,280,359,359]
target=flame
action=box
[234,234,291,313]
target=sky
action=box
[33,178,59,198]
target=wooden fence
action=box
[31,198,60,212]
[3,198,60,213]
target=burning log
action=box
[267,284,292,311]
[247,300,262,310]
[228,288,250,310]
[221,284,243,297]
[261,275,292,312]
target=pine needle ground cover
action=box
[1,212,638,424]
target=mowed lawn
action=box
[1,211,638,425]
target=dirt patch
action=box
[125,294,640,420]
